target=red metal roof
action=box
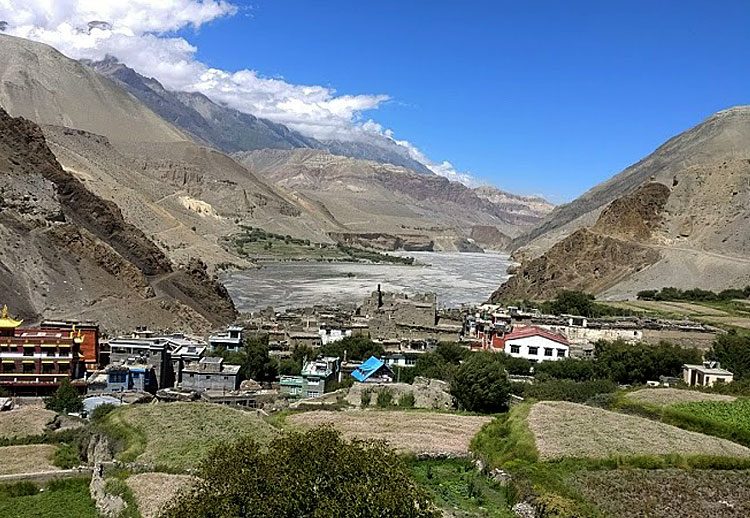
[503,326,569,346]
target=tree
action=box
[44,378,83,414]
[451,352,511,413]
[593,340,701,384]
[163,427,439,518]
[708,333,750,379]
[535,358,596,381]
[244,334,278,382]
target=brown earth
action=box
[469,225,512,251]
[0,107,235,332]
[491,182,670,300]
[509,107,750,296]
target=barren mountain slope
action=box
[234,148,552,250]
[513,106,750,259]
[42,127,335,270]
[0,34,185,143]
[491,183,670,300]
[0,107,236,333]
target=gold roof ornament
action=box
[0,305,23,328]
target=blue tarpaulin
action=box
[351,356,386,382]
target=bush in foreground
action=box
[163,427,439,518]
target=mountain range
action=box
[0,33,552,330]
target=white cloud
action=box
[0,0,484,187]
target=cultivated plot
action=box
[527,401,750,460]
[287,410,491,456]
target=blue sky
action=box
[5,1,748,202]
[183,0,749,201]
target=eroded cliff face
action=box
[490,183,670,301]
[0,107,235,332]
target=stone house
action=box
[181,357,240,392]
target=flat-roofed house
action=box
[181,357,240,392]
[683,362,734,387]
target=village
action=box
[0,284,734,412]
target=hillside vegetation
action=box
[101,402,277,471]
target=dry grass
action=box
[0,406,57,439]
[528,401,750,460]
[286,410,491,456]
[571,469,750,518]
[126,472,197,518]
[0,444,58,475]
[625,388,736,407]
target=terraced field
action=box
[0,407,57,439]
[103,402,278,471]
[528,401,750,460]
[571,469,750,518]
[0,444,58,475]
[671,399,750,436]
[287,410,491,456]
[126,472,197,518]
[625,388,736,407]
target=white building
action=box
[318,327,352,345]
[503,326,570,362]
[683,362,734,387]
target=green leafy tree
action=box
[44,378,83,414]
[244,334,278,382]
[163,427,439,518]
[708,333,750,379]
[594,340,701,384]
[535,358,596,381]
[451,352,511,413]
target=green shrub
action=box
[91,403,117,421]
[376,390,394,408]
[53,442,81,469]
[360,389,372,409]
[397,392,415,408]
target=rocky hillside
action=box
[0,107,236,332]
[0,35,185,143]
[495,106,750,300]
[234,149,552,250]
[512,106,750,258]
[491,183,670,300]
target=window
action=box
[42,363,55,374]
[1,363,15,373]
[188,373,194,378]
[58,363,69,373]
[23,362,35,373]
[528,347,539,356]
[510,345,520,354]
[23,347,34,357]
[544,348,553,357]
[109,371,127,383]
[557,349,566,357]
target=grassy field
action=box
[0,407,57,439]
[286,410,491,456]
[409,459,513,518]
[0,478,98,518]
[101,402,278,471]
[0,444,59,475]
[625,388,736,406]
[528,401,750,460]
[670,399,750,437]
[224,227,413,264]
[571,469,750,518]
[126,472,196,518]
